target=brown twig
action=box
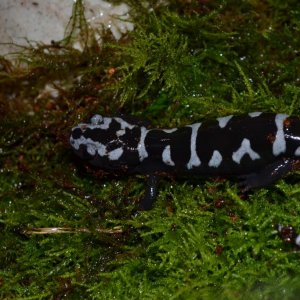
[23,226,123,235]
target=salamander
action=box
[70,112,300,210]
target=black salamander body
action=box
[70,112,300,210]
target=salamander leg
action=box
[139,175,159,210]
[238,158,300,192]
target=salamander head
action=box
[70,114,137,168]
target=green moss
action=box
[1,0,300,298]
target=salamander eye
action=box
[91,114,103,125]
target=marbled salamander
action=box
[70,112,300,210]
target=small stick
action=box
[23,226,123,235]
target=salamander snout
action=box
[71,127,83,140]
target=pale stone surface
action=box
[0,0,134,55]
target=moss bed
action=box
[1,0,300,299]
